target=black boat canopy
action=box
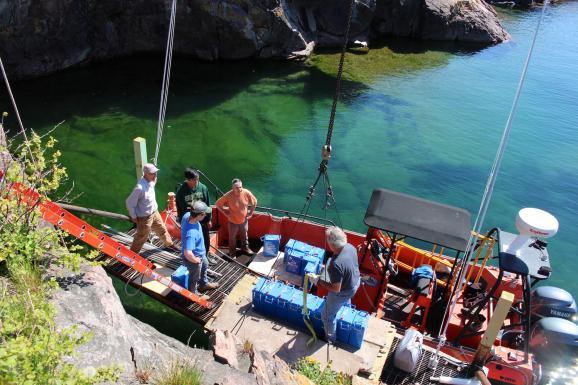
[364,188,472,252]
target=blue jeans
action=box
[321,280,360,343]
[183,255,208,293]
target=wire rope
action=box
[433,0,551,365]
[153,0,178,165]
[0,56,35,164]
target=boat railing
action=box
[464,231,496,286]
[254,205,337,227]
[196,170,336,227]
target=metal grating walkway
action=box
[381,337,467,385]
[97,229,250,324]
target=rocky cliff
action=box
[51,264,260,384]
[0,0,509,80]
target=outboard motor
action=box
[530,317,578,363]
[531,286,577,321]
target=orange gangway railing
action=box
[4,178,213,309]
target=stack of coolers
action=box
[284,239,326,290]
[252,277,325,335]
[252,278,370,349]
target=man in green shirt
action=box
[175,168,212,253]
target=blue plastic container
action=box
[275,284,296,318]
[262,234,281,257]
[287,289,306,329]
[252,277,273,313]
[309,246,326,265]
[336,305,357,345]
[262,281,286,317]
[285,254,303,275]
[302,255,321,275]
[307,296,325,336]
[285,239,312,275]
[171,265,189,290]
[349,310,370,349]
[302,261,320,290]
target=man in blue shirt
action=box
[181,201,219,294]
[308,226,360,343]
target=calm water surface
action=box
[3,2,577,379]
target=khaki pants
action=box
[130,211,173,253]
[228,218,248,257]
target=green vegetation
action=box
[0,128,117,384]
[295,357,352,385]
[308,44,450,84]
[152,361,203,385]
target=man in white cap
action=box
[126,163,176,253]
[181,201,219,294]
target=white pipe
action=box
[430,376,481,385]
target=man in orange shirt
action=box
[216,178,257,258]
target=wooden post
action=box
[133,137,147,180]
[468,290,515,375]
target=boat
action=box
[2,1,576,383]
[8,162,576,384]
[153,178,574,385]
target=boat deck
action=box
[380,338,466,385]
[205,274,396,382]
[98,228,467,384]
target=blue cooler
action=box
[262,234,281,257]
[285,239,311,275]
[307,295,325,336]
[309,246,326,265]
[302,260,320,291]
[336,305,356,345]
[301,254,321,275]
[262,281,285,317]
[287,289,307,329]
[349,310,370,349]
[275,284,296,318]
[171,265,189,290]
[252,277,272,313]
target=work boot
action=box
[198,282,219,292]
[194,293,211,301]
[241,248,255,256]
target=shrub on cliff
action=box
[0,128,117,384]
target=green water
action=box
[2,2,578,366]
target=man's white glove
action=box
[306,273,320,285]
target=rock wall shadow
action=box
[1,53,369,134]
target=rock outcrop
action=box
[0,0,509,80]
[372,0,510,43]
[51,264,259,385]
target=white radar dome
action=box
[506,208,559,256]
[515,208,559,238]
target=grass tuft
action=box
[153,361,203,385]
